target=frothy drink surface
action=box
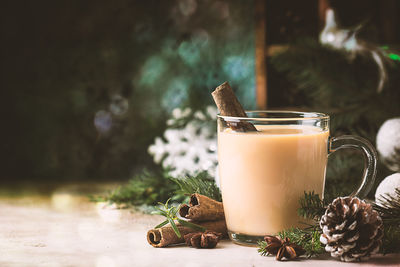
[218,125,329,236]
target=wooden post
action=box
[255,0,267,109]
[318,0,329,30]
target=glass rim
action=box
[217,110,329,122]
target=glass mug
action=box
[217,111,377,246]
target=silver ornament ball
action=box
[376,118,400,171]
[375,173,400,205]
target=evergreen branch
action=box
[89,169,221,208]
[257,227,325,258]
[298,191,325,221]
[88,169,181,206]
[168,217,181,238]
[155,220,169,229]
[373,188,400,254]
[171,172,222,201]
[381,225,400,254]
[152,199,206,238]
[257,241,269,257]
[279,227,325,258]
[373,188,400,226]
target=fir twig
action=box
[373,188,400,254]
[298,191,326,221]
[257,241,269,257]
[171,172,222,201]
[257,227,325,258]
[89,170,221,208]
[151,198,206,238]
[373,188,400,226]
[89,169,181,206]
[381,225,400,254]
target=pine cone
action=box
[184,231,222,248]
[319,197,383,262]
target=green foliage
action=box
[297,189,400,254]
[381,226,400,254]
[89,169,181,206]
[374,188,400,226]
[172,172,222,202]
[257,226,325,258]
[373,188,400,254]
[279,227,325,257]
[89,170,222,207]
[152,199,206,238]
[298,191,325,221]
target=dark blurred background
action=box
[0,0,255,183]
[1,0,399,187]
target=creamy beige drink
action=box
[218,125,329,236]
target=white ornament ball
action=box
[376,118,400,171]
[375,173,400,205]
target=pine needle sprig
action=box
[257,226,325,258]
[89,169,180,206]
[152,198,206,238]
[381,225,400,254]
[373,188,400,254]
[298,191,326,221]
[171,172,222,201]
[257,240,270,257]
[373,188,400,226]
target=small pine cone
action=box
[319,197,383,262]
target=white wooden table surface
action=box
[0,191,399,267]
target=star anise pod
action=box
[184,231,222,248]
[264,235,306,261]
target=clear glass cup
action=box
[217,111,377,246]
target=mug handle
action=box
[328,135,378,199]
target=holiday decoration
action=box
[184,231,222,248]
[147,197,227,248]
[320,9,359,52]
[148,106,218,178]
[259,235,305,261]
[320,197,383,262]
[375,173,400,205]
[376,118,400,171]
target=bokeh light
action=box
[162,78,190,111]
[223,56,253,82]
[212,1,230,19]
[139,56,166,86]
[94,110,113,134]
[178,41,201,66]
[109,94,129,116]
[179,0,197,17]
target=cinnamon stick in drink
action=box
[211,81,257,132]
[179,193,224,221]
[147,219,227,248]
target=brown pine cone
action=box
[319,197,383,262]
[263,235,306,261]
[184,231,222,248]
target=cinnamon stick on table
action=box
[179,193,224,221]
[211,81,257,132]
[147,219,227,248]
